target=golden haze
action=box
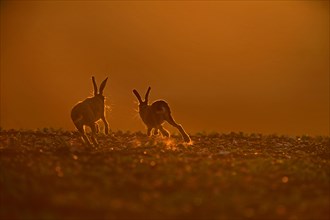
[0,1,329,135]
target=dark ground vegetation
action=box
[0,129,329,220]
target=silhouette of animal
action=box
[71,76,109,147]
[133,87,191,143]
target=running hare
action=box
[71,76,109,147]
[133,87,191,143]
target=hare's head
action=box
[92,76,108,101]
[133,87,151,111]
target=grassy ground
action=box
[0,129,329,220]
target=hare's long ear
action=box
[133,89,143,104]
[92,76,98,96]
[145,87,151,103]
[99,77,108,95]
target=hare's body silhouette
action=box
[71,76,109,147]
[133,87,191,143]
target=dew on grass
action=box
[282,176,289,183]
[55,165,63,177]
[276,205,287,215]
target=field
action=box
[0,129,329,220]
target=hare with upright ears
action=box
[71,76,109,147]
[133,87,191,143]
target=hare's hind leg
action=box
[101,116,109,135]
[166,114,191,143]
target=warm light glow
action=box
[0,1,329,135]
[164,139,175,147]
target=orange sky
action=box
[1,1,329,135]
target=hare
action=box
[133,87,191,143]
[71,76,109,147]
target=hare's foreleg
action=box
[90,124,99,147]
[82,134,93,147]
[153,128,159,135]
[74,123,93,147]
[147,127,152,136]
[166,115,190,143]
[95,123,99,133]
[101,116,109,134]
[158,126,170,137]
